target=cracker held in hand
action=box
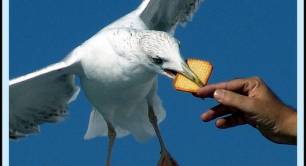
[173,59,213,93]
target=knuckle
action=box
[250,76,263,87]
[251,76,262,83]
[224,82,230,90]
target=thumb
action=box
[213,89,254,112]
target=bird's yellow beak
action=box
[163,61,204,87]
[179,62,204,87]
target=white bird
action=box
[10,0,204,165]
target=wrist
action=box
[278,106,297,144]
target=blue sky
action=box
[10,0,297,166]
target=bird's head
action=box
[139,31,203,86]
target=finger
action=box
[214,89,254,112]
[216,114,247,129]
[192,92,205,99]
[201,104,238,122]
[194,84,219,98]
[196,78,248,98]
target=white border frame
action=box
[2,0,9,165]
[297,0,304,165]
[2,0,304,166]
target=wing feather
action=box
[139,0,204,32]
[9,61,80,139]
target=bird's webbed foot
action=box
[158,150,179,166]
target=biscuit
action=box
[173,59,213,93]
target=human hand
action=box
[195,77,297,145]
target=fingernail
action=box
[214,89,224,100]
[216,119,225,128]
[201,113,208,121]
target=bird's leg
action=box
[148,104,179,166]
[106,121,116,166]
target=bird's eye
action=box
[152,57,163,65]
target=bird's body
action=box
[10,0,204,165]
[64,28,166,140]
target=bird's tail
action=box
[84,100,166,142]
[84,108,129,140]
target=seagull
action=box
[10,0,204,165]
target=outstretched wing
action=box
[9,61,80,139]
[139,0,204,32]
